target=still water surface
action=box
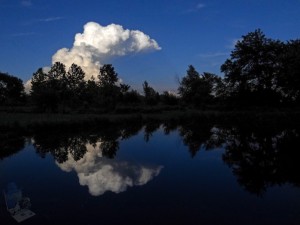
[1,122,300,225]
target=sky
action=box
[0,0,299,92]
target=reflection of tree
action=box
[178,122,220,158]
[68,137,88,161]
[144,120,161,142]
[162,120,178,135]
[32,123,145,163]
[101,140,119,159]
[0,132,25,160]
[120,121,143,140]
[33,134,86,163]
[26,118,300,197]
[222,127,300,196]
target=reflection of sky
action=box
[56,143,163,196]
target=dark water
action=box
[1,120,300,225]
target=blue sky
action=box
[0,0,299,92]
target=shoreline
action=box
[1,110,300,131]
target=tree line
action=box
[0,29,299,112]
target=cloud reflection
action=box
[57,143,163,196]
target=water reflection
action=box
[221,127,300,195]
[178,122,223,157]
[58,142,162,196]
[0,131,26,159]
[31,127,163,196]
[1,120,300,197]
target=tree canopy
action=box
[0,72,25,105]
[221,29,300,106]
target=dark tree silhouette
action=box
[221,29,282,106]
[277,39,300,105]
[143,81,159,105]
[161,91,179,105]
[31,62,87,112]
[178,65,219,107]
[98,64,121,109]
[0,72,25,105]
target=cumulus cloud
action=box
[57,143,163,196]
[52,22,161,79]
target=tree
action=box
[142,81,159,105]
[98,64,121,108]
[120,83,130,93]
[221,29,282,106]
[66,63,85,90]
[178,65,218,106]
[98,64,118,87]
[82,76,99,108]
[0,72,25,105]
[31,68,49,110]
[66,63,86,107]
[277,39,300,105]
[31,62,86,112]
[161,91,178,105]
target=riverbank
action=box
[1,109,299,132]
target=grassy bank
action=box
[1,109,300,132]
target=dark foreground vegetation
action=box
[0,29,299,115]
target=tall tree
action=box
[178,65,218,106]
[221,29,282,106]
[143,81,159,105]
[98,64,118,87]
[98,64,120,108]
[66,63,86,107]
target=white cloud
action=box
[183,2,206,13]
[52,22,161,79]
[38,17,64,22]
[57,142,163,196]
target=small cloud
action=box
[22,17,64,26]
[183,2,206,14]
[38,17,64,22]
[21,0,32,7]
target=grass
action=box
[1,109,300,131]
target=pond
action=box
[1,119,300,225]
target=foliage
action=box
[161,91,179,105]
[221,29,300,106]
[143,81,159,105]
[0,72,25,105]
[178,65,219,106]
[31,62,85,112]
[277,39,300,104]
